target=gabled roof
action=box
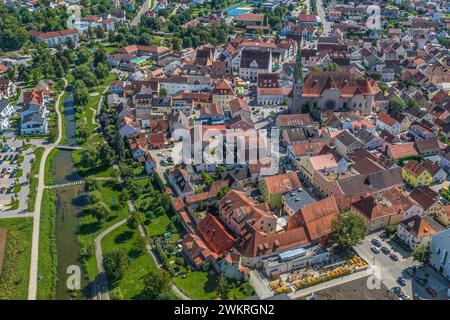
[288,196,339,240]
[409,187,439,211]
[400,215,444,239]
[263,172,302,195]
[198,214,235,255]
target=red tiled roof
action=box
[302,71,373,98]
[288,196,339,240]
[198,214,235,255]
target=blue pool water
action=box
[225,2,253,16]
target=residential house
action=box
[402,160,432,187]
[333,130,364,159]
[351,188,423,231]
[212,79,236,111]
[397,215,445,251]
[376,112,401,135]
[409,187,444,219]
[421,159,447,184]
[259,172,302,209]
[0,99,14,132]
[217,190,277,236]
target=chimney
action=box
[212,229,216,237]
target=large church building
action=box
[289,71,375,116]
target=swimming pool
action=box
[225,1,253,16]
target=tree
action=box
[412,245,431,267]
[80,146,99,167]
[103,249,129,283]
[143,269,171,298]
[90,201,111,222]
[110,287,124,300]
[73,81,89,106]
[384,224,397,237]
[331,211,369,249]
[217,186,231,200]
[201,172,215,186]
[216,275,230,300]
[94,63,109,80]
[127,211,144,231]
[159,87,167,98]
[93,47,107,66]
[87,190,102,204]
[84,177,100,192]
[302,101,312,114]
[388,96,407,112]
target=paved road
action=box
[93,218,128,300]
[355,232,450,300]
[27,78,67,300]
[316,0,332,35]
[130,0,155,26]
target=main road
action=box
[316,0,332,35]
[27,78,67,300]
[130,0,156,26]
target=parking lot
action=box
[0,138,35,214]
[355,231,450,300]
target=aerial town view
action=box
[0,0,449,307]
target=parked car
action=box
[6,167,12,173]
[371,238,382,247]
[389,253,399,261]
[406,267,416,277]
[426,287,437,297]
[381,246,391,254]
[371,246,381,254]
[397,277,408,286]
[415,277,427,287]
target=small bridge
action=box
[57,145,83,151]
[45,180,85,189]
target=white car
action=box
[157,152,165,157]
[6,167,12,173]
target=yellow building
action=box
[401,160,432,187]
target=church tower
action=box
[288,40,304,114]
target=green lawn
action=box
[28,147,44,212]
[78,180,131,280]
[36,189,57,300]
[146,214,171,237]
[101,223,157,299]
[173,271,255,300]
[71,149,116,178]
[77,72,116,147]
[0,218,33,300]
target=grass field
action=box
[78,180,131,280]
[36,189,57,300]
[27,147,45,212]
[0,218,33,300]
[101,223,157,299]
[173,271,254,300]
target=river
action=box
[53,93,89,300]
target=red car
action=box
[389,253,399,261]
[426,287,437,297]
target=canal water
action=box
[53,94,89,300]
